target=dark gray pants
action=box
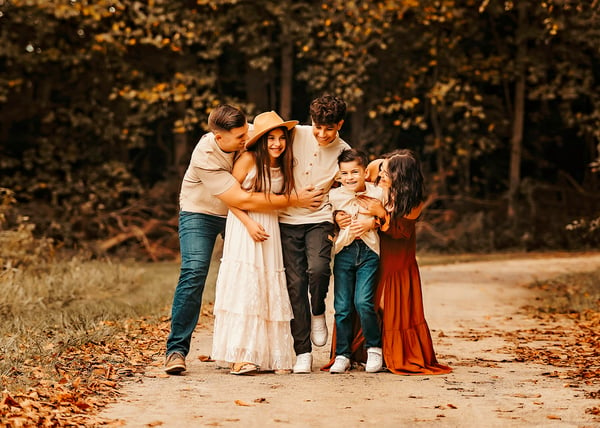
[280,222,334,355]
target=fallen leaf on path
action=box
[198,355,214,362]
[547,415,561,420]
[146,421,164,426]
[510,393,541,398]
[447,404,458,409]
[2,392,21,408]
[234,400,252,407]
[74,400,91,410]
[253,398,268,403]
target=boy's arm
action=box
[195,150,323,211]
[217,183,323,212]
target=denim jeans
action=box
[333,239,382,358]
[280,222,334,355]
[166,211,226,357]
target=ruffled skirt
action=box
[211,209,294,371]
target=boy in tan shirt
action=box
[279,95,350,374]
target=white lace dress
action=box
[211,166,294,371]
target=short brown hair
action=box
[208,104,246,132]
[338,149,369,168]
[309,95,346,125]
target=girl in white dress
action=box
[211,111,297,375]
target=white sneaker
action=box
[366,347,383,373]
[330,355,350,374]
[293,352,313,374]
[310,314,328,347]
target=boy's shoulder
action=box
[329,185,344,196]
[365,182,384,199]
[328,185,350,202]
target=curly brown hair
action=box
[309,95,346,125]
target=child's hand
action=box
[349,217,376,237]
[335,210,351,228]
[245,220,270,242]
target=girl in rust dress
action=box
[325,149,451,375]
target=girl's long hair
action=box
[247,126,295,198]
[384,149,426,219]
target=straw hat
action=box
[246,111,298,148]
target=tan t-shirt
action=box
[179,133,238,216]
[279,125,350,225]
[329,182,384,255]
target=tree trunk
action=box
[350,102,365,149]
[280,41,293,119]
[173,103,189,180]
[430,104,446,195]
[246,66,269,113]
[508,2,527,219]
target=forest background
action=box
[1,0,599,260]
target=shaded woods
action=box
[1,0,599,261]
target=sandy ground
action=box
[100,253,600,427]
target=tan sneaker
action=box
[165,352,186,374]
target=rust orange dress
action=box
[324,216,451,375]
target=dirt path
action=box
[100,253,600,427]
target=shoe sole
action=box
[165,365,186,375]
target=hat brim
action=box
[246,120,299,148]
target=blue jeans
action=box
[333,239,381,358]
[166,211,226,357]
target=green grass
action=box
[0,258,180,384]
[0,246,229,391]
